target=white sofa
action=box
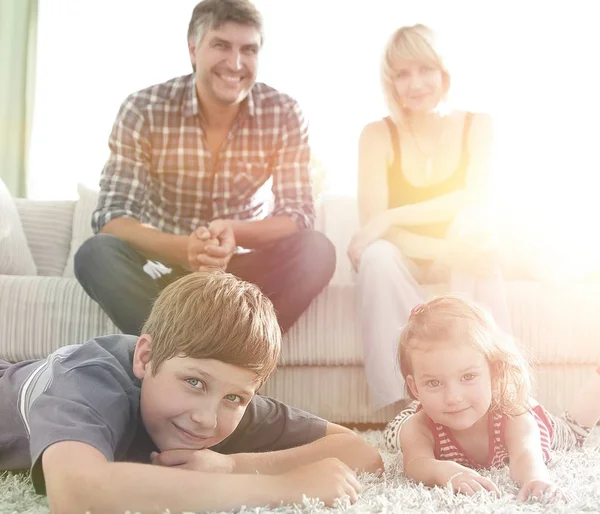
[1,187,599,423]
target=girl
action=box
[384,296,597,500]
[348,24,510,410]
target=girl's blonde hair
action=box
[399,295,533,416]
[381,24,450,126]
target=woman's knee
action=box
[359,239,402,271]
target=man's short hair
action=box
[187,0,264,47]
[142,269,280,384]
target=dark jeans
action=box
[74,230,336,335]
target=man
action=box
[75,0,335,335]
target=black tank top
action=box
[384,113,473,239]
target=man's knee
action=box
[296,230,336,281]
[278,230,335,288]
[74,233,127,281]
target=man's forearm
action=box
[227,216,299,248]
[101,217,188,267]
[232,433,383,475]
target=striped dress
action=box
[384,401,554,469]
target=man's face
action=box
[189,21,261,107]
[133,336,259,451]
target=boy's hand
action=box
[448,470,500,496]
[276,457,361,506]
[151,449,234,474]
[517,478,562,502]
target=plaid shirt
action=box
[92,74,315,235]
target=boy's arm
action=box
[231,423,382,474]
[401,414,499,495]
[153,423,383,476]
[44,441,361,514]
[504,412,557,500]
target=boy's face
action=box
[133,336,259,452]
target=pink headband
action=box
[410,303,424,320]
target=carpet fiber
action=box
[2,430,600,513]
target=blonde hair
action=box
[381,24,450,125]
[142,269,280,385]
[399,295,532,416]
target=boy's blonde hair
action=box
[381,24,450,126]
[141,269,280,385]
[399,295,532,416]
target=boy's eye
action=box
[463,373,477,381]
[186,378,205,390]
[426,379,441,388]
[224,394,242,404]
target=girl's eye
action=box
[427,379,441,388]
[463,373,477,381]
[421,65,435,73]
[186,378,205,390]
[224,394,242,404]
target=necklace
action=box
[406,115,445,182]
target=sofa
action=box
[1,184,600,424]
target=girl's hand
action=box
[347,213,392,270]
[448,470,500,496]
[517,479,562,502]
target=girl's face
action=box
[407,340,493,432]
[393,58,445,114]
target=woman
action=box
[348,24,510,410]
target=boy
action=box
[0,271,382,513]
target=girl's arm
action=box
[400,414,499,495]
[504,412,558,501]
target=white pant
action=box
[356,239,512,409]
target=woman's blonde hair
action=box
[142,269,280,385]
[381,24,450,125]
[398,295,533,416]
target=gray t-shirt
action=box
[0,335,327,493]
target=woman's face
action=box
[393,58,445,114]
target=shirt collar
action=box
[183,73,199,118]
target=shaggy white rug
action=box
[2,430,600,513]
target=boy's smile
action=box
[132,335,260,452]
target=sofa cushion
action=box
[15,199,74,276]
[0,179,37,276]
[63,184,99,277]
[0,275,119,361]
